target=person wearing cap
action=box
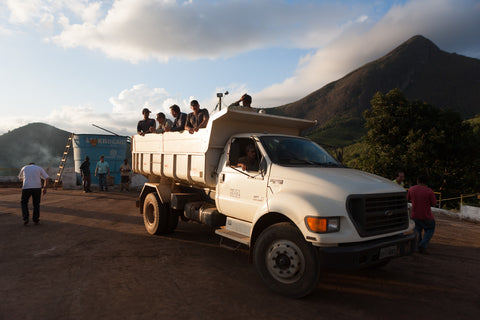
[185,100,209,134]
[156,112,173,133]
[166,104,187,132]
[137,108,156,136]
[228,93,256,112]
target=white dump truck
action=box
[132,107,416,298]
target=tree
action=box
[361,89,480,196]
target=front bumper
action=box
[318,233,416,269]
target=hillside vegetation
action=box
[342,89,480,201]
[0,123,71,171]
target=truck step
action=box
[215,227,250,246]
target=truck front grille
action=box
[346,193,409,237]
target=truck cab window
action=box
[229,138,260,172]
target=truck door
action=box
[216,137,268,222]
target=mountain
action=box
[0,123,71,171]
[270,35,480,145]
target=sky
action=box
[0,0,479,136]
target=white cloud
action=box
[0,25,14,35]
[6,0,41,24]
[48,0,366,62]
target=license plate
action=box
[379,245,398,259]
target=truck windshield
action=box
[259,136,341,167]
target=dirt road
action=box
[1,187,479,320]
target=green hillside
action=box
[0,123,71,173]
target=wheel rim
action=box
[266,240,305,284]
[145,203,155,225]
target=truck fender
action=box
[137,182,172,214]
[252,191,336,243]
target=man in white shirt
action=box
[18,163,49,225]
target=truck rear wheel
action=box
[143,193,168,235]
[253,222,320,298]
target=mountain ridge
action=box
[271,35,480,126]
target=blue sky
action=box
[0,0,479,136]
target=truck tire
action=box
[143,193,168,235]
[253,222,321,298]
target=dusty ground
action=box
[0,187,479,320]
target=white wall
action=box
[460,205,480,222]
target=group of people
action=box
[79,156,132,193]
[17,157,132,226]
[393,171,437,254]
[137,100,210,136]
[137,94,255,136]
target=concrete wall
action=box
[460,205,480,222]
[432,207,480,223]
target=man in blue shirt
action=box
[94,155,110,191]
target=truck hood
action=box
[269,165,404,196]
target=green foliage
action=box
[342,141,369,168]
[360,89,480,196]
[306,116,366,148]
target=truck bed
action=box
[132,108,315,188]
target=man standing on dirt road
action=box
[18,163,49,225]
[95,155,110,192]
[407,174,437,254]
[80,156,92,193]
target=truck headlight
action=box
[305,216,340,233]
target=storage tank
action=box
[73,134,129,185]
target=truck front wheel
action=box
[253,222,320,298]
[143,193,168,235]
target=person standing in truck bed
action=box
[185,100,209,134]
[228,93,256,112]
[155,112,173,133]
[137,108,156,135]
[167,104,187,132]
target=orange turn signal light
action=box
[306,217,328,233]
[305,216,340,233]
